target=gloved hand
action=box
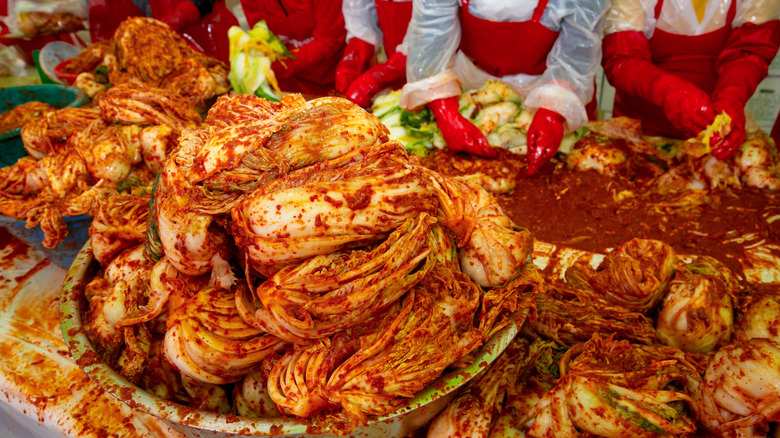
[335,38,375,94]
[657,77,717,137]
[428,96,496,157]
[526,108,565,176]
[710,98,745,160]
[345,51,406,108]
[602,30,717,137]
[709,21,780,160]
[158,0,200,32]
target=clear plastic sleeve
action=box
[343,0,383,47]
[401,0,606,131]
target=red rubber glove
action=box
[345,52,406,108]
[158,1,200,32]
[710,21,780,160]
[603,31,717,137]
[526,108,565,176]
[428,96,496,158]
[335,38,375,94]
[710,98,745,160]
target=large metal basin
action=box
[60,241,518,437]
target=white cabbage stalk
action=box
[424,170,532,288]
[228,20,292,101]
[430,338,557,438]
[164,286,286,384]
[234,371,281,418]
[428,340,519,438]
[736,292,780,343]
[231,144,437,275]
[96,82,202,133]
[21,107,102,159]
[534,283,658,346]
[733,131,780,190]
[151,95,305,278]
[190,96,388,186]
[139,124,177,175]
[154,96,390,283]
[266,336,356,418]
[656,257,736,353]
[325,260,485,424]
[524,336,700,438]
[74,122,142,183]
[89,193,149,265]
[237,214,441,343]
[585,238,677,314]
[83,244,153,364]
[698,338,780,436]
[180,374,232,414]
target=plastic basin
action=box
[0,84,88,166]
[0,214,91,269]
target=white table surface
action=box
[0,227,185,438]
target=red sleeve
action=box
[712,20,780,105]
[288,0,346,69]
[717,20,780,75]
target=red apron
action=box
[459,0,557,77]
[458,0,597,120]
[242,0,342,95]
[613,0,737,138]
[375,0,413,58]
[246,1,317,44]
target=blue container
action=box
[0,214,91,269]
[0,84,88,167]
[0,85,91,267]
[0,136,26,168]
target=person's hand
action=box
[602,31,717,138]
[428,97,496,158]
[526,108,565,176]
[706,21,780,160]
[710,98,746,160]
[335,38,375,94]
[345,52,406,108]
[658,77,717,138]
